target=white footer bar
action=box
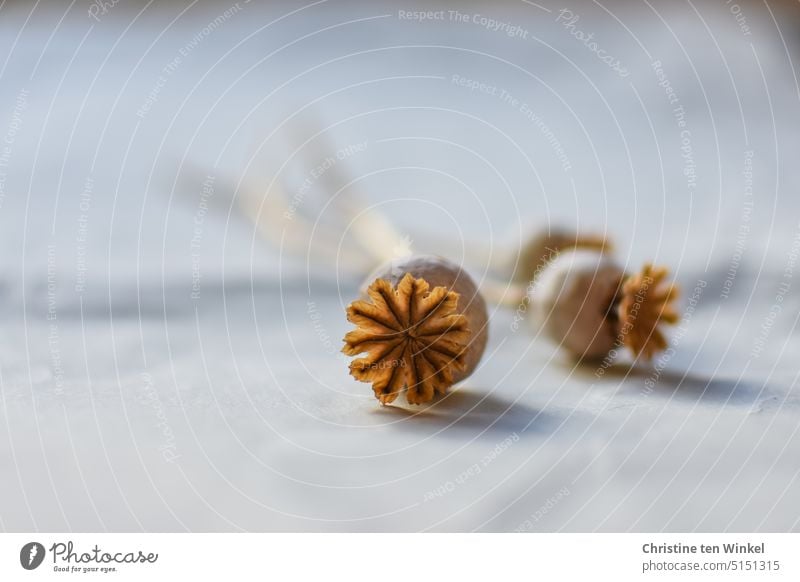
[1,533,796,581]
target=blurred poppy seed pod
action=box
[510,227,611,285]
[530,250,679,361]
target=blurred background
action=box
[0,0,798,532]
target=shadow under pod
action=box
[372,388,564,439]
[576,362,768,406]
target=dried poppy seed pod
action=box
[530,250,679,361]
[511,227,611,285]
[342,255,489,405]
